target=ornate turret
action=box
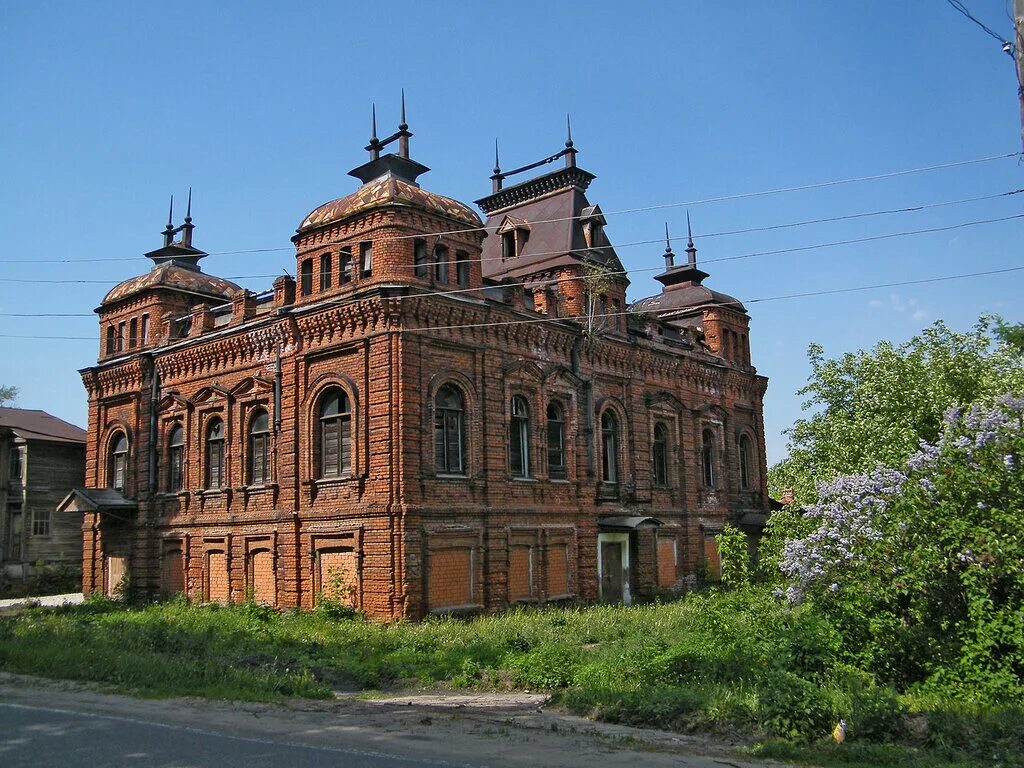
[144,189,208,271]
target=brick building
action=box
[66,112,770,618]
[1,408,86,578]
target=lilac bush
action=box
[777,395,1024,701]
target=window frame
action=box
[434,243,449,285]
[299,257,314,296]
[247,410,271,486]
[701,428,716,488]
[739,433,754,490]
[109,432,128,493]
[433,384,466,476]
[319,252,332,291]
[359,241,372,276]
[318,388,353,479]
[205,417,226,490]
[652,421,669,487]
[167,423,185,492]
[509,395,531,479]
[455,251,470,288]
[546,401,567,480]
[600,410,619,484]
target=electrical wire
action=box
[0,210,1020,295]
[3,264,1021,341]
[946,0,1012,43]
[0,151,1018,266]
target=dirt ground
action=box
[0,672,781,767]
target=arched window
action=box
[205,418,225,489]
[701,429,716,488]
[509,396,530,478]
[652,422,669,487]
[434,384,465,475]
[601,410,618,484]
[739,433,754,490]
[319,389,352,478]
[546,402,566,480]
[109,432,128,493]
[248,410,271,485]
[168,425,184,492]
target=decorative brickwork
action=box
[73,125,770,620]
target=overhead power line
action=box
[0,151,1019,266]
[3,264,1021,341]
[2,186,1020,270]
[0,211,1021,294]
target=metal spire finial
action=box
[663,222,675,268]
[685,211,697,267]
[185,187,192,222]
[399,88,407,130]
[565,113,573,147]
[493,139,501,174]
[371,103,378,141]
[167,195,174,227]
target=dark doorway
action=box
[601,541,624,603]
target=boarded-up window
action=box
[546,543,569,597]
[704,536,722,581]
[657,537,677,588]
[508,545,534,601]
[106,556,127,598]
[206,551,229,604]
[161,546,185,597]
[248,549,276,606]
[317,548,357,606]
[428,547,472,610]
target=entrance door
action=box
[601,541,624,603]
[6,506,23,561]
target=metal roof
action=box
[0,407,86,444]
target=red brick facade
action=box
[75,122,769,620]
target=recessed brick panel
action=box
[207,551,229,604]
[428,547,472,610]
[657,537,677,588]
[508,545,534,601]
[249,549,275,606]
[318,549,357,606]
[546,543,569,597]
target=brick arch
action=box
[100,420,132,489]
[303,374,360,481]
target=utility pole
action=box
[1016,0,1024,152]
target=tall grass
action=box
[0,589,1020,766]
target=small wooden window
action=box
[168,424,184,492]
[455,251,470,288]
[546,402,566,480]
[652,422,669,487]
[434,385,465,475]
[117,322,126,352]
[739,433,754,490]
[248,410,271,485]
[601,411,618,484]
[414,239,429,279]
[339,248,353,283]
[32,507,50,537]
[299,258,313,296]
[140,314,150,345]
[110,433,128,492]
[205,418,225,489]
[129,318,138,348]
[434,244,449,284]
[105,326,115,355]
[319,252,332,291]
[360,242,372,276]
[319,389,352,478]
[509,396,530,478]
[702,429,716,488]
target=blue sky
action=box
[1,1,1021,465]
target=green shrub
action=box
[757,669,840,741]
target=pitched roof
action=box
[0,407,86,444]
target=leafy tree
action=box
[769,316,1024,506]
[779,396,1024,702]
[0,385,16,406]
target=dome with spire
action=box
[629,218,745,318]
[103,263,241,306]
[296,94,482,237]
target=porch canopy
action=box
[58,488,137,522]
[598,515,663,531]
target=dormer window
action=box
[497,216,530,260]
[579,205,608,250]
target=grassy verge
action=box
[0,589,1020,767]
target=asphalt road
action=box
[0,702,474,768]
